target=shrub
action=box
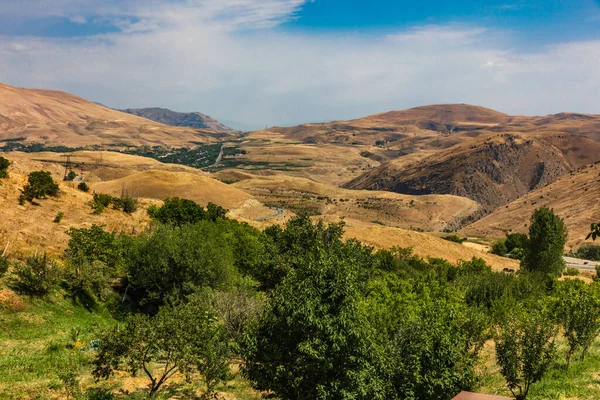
[505,233,528,253]
[10,253,63,296]
[443,234,467,244]
[563,267,580,276]
[0,156,10,179]
[148,197,206,226]
[491,240,508,256]
[65,171,77,181]
[19,171,59,204]
[77,182,89,192]
[53,212,64,223]
[0,255,9,277]
[576,244,600,261]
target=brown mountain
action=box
[0,83,238,148]
[460,161,600,249]
[120,107,236,132]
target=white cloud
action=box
[0,1,599,129]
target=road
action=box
[564,256,599,271]
[254,207,286,222]
[213,145,224,167]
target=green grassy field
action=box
[0,289,262,399]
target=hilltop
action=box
[0,83,238,148]
[120,107,236,132]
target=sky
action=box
[0,1,599,130]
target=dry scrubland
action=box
[0,151,518,271]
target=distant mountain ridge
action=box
[120,107,236,132]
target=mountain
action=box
[120,107,236,132]
[460,161,600,249]
[344,132,600,212]
[0,83,238,148]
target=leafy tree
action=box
[65,171,77,181]
[554,280,600,368]
[77,181,89,192]
[93,297,231,397]
[587,222,600,241]
[126,222,239,310]
[206,202,228,221]
[19,171,59,204]
[495,306,558,400]
[521,208,567,277]
[576,244,600,261]
[505,233,528,253]
[10,253,63,296]
[491,240,508,256]
[147,197,206,225]
[0,156,10,179]
[242,254,386,400]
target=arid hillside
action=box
[0,152,271,254]
[460,161,600,250]
[0,83,238,148]
[120,107,236,132]
[345,132,600,211]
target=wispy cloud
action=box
[0,1,599,129]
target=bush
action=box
[443,234,467,244]
[10,253,63,296]
[65,171,77,181]
[563,267,580,276]
[0,255,9,277]
[19,171,60,204]
[77,182,89,192]
[505,233,528,253]
[0,156,10,179]
[91,193,137,214]
[576,244,600,261]
[491,240,508,256]
[53,212,64,223]
[148,197,226,225]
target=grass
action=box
[0,288,263,399]
[476,339,600,400]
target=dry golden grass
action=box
[232,173,480,232]
[0,82,236,148]
[0,156,151,256]
[0,152,275,256]
[333,217,519,271]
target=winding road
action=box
[255,207,286,222]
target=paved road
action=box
[254,207,286,222]
[564,256,600,271]
[213,145,224,167]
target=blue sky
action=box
[0,0,599,129]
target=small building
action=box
[452,392,513,400]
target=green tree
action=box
[242,254,386,400]
[65,171,77,181]
[505,233,528,253]
[554,280,600,368]
[10,253,63,296]
[77,181,89,192]
[0,255,9,277]
[19,171,60,204]
[491,240,508,256]
[521,208,567,277]
[576,244,600,261]
[147,197,207,226]
[126,222,239,310]
[0,156,10,179]
[93,297,231,397]
[495,306,558,400]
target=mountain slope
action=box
[0,83,237,148]
[460,161,600,249]
[120,107,236,132]
[345,132,600,211]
